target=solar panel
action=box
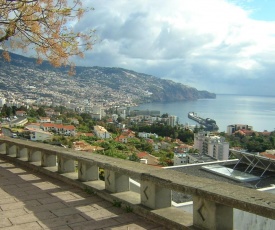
[202,165,260,182]
[230,150,275,173]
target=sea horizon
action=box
[132,94,275,133]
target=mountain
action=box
[0,51,215,105]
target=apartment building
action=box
[194,131,229,160]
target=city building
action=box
[167,115,178,127]
[174,153,188,165]
[93,125,111,139]
[15,110,27,117]
[194,131,229,160]
[38,117,51,123]
[27,128,53,141]
[40,123,76,136]
[227,124,253,135]
[0,97,6,107]
[138,132,158,139]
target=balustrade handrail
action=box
[1,137,275,227]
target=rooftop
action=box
[167,158,275,203]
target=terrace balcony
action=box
[0,137,275,229]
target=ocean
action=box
[132,94,275,132]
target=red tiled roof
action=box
[260,152,275,159]
[41,123,55,127]
[63,125,75,130]
[137,152,148,158]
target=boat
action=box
[188,112,219,131]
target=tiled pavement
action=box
[0,160,166,230]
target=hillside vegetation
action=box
[0,51,215,103]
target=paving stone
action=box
[51,193,78,202]
[17,192,52,201]
[79,207,124,221]
[19,175,41,181]
[1,221,43,230]
[51,206,81,217]
[38,213,87,228]
[8,168,26,174]
[112,212,140,224]
[37,196,62,204]
[0,208,28,218]
[103,223,167,230]
[64,196,102,208]
[0,201,26,211]
[0,197,17,205]
[92,200,114,210]
[24,201,68,213]
[0,218,12,228]
[0,160,166,230]
[45,226,73,230]
[75,204,98,213]
[32,181,60,190]
[70,218,120,230]
[9,211,56,225]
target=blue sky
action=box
[70,0,275,95]
[232,0,275,21]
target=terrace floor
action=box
[0,159,166,230]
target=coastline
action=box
[131,94,275,132]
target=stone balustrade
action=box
[0,137,275,229]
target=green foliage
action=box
[131,123,194,144]
[99,169,104,180]
[28,107,38,117]
[125,205,133,213]
[103,149,127,159]
[113,200,122,207]
[77,124,90,133]
[129,153,139,162]
[28,117,37,123]
[106,123,119,134]
[84,186,96,195]
[226,132,275,152]
[159,156,173,166]
[80,113,92,123]
[117,116,124,123]
[1,104,12,117]
[37,107,46,117]
[80,135,98,143]
[161,113,169,118]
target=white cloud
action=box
[73,0,275,95]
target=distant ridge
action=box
[0,51,215,103]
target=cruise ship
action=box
[188,112,219,131]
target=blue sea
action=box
[132,94,275,132]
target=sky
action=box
[71,0,275,95]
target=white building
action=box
[174,153,188,165]
[91,106,106,120]
[39,117,51,123]
[167,115,178,127]
[25,128,53,141]
[94,125,111,139]
[194,131,229,160]
[112,114,118,121]
[138,132,158,139]
[0,97,6,107]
